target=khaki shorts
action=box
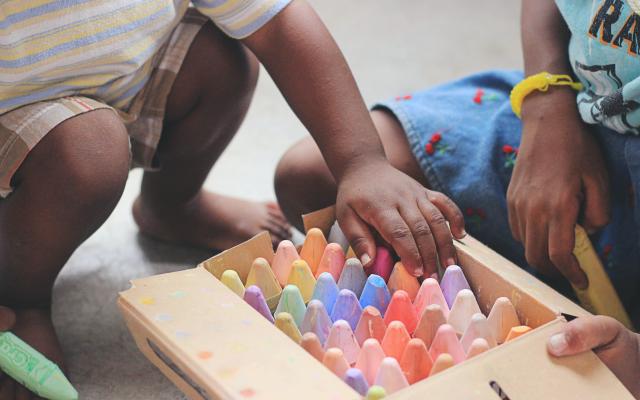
[0,9,208,198]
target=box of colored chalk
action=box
[118,206,634,399]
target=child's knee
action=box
[19,109,130,209]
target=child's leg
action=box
[275,110,427,230]
[133,22,290,250]
[0,109,130,397]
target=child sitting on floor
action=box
[0,0,466,397]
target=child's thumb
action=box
[547,316,622,357]
[337,207,377,267]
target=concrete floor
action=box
[55,1,522,398]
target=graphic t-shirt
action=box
[556,0,640,134]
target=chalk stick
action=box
[440,265,471,308]
[381,321,410,361]
[374,357,409,394]
[220,269,245,298]
[447,289,481,336]
[355,306,387,346]
[301,299,332,345]
[365,385,387,400]
[338,258,367,298]
[413,304,447,348]
[300,228,328,274]
[429,353,454,377]
[323,348,350,379]
[429,324,465,365]
[245,257,282,311]
[275,312,302,344]
[328,221,350,253]
[331,289,363,330]
[287,260,317,303]
[369,246,394,281]
[275,285,307,328]
[487,297,520,344]
[359,274,391,315]
[345,368,369,396]
[413,278,450,320]
[505,325,532,342]
[316,243,346,281]
[383,290,418,334]
[460,313,496,352]
[301,332,325,362]
[356,338,386,386]
[387,262,420,301]
[399,338,432,384]
[272,240,300,287]
[466,338,490,359]
[324,320,361,365]
[243,285,275,323]
[311,272,340,315]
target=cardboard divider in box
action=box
[118,206,634,399]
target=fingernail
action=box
[446,258,456,267]
[413,268,424,277]
[549,333,568,355]
[360,253,372,266]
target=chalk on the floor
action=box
[311,272,340,315]
[331,289,363,330]
[413,304,447,348]
[275,284,307,328]
[272,240,300,287]
[381,321,411,361]
[440,265,471,308]
[243,285,275,323]
[359,274,391,315]
[316,243,345,281]
[383,290,418,334]
[338,258,367,297]
[354,306,387,346]
[300,228,328,274]
[301,299,332,345]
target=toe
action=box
[265,202,291,225]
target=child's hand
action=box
[336,159,466,277]
[0,306,15,331]
[548,316,640,397]
[506,89,610,289]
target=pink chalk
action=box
[429,324,465,365]
[368,246,394,281]
[413,278,450,319]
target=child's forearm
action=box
[243,0,386,182]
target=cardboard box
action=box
[118,206,634,399]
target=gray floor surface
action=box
[54,1,523,398]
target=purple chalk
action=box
[338,258,367,297]
[344,368,369,396]
[243,285,275,323]
[301,300,333,345]
[330,289,363,330]
[440,265,471,308]
[311,272,340,315]
[368,246,394,281]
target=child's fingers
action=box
[337,206,377,267]
[506,191,523,243]
[426,191,466,239]
[524,220,553,274]
[548,217,588,289]
[0,306,15,331]
[582,175,610,233]
[370,208,423,276]
[398,205,437,277]
[417,199,457,270]
[547,316,623,357]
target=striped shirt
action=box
[0,0,290,114]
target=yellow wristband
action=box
[509,72,583,118]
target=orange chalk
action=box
[245,257,282,311]
[316,243,346,281]
[429,324,465,364]
[447,289,482,336]
[374,357,409,394]
[300,228,328,274]
[414,304,447,348]
[505,325,532,342]
[414,278,450,319]
[272,240,300,287]
[460,313,497,352]
[324,320,361,365]
[466,338,490,359]
[383,290,418,334]
[387,262,420,301]
[301,332,325,361]
[356,338,386,386]
[381,321,411,361]
[287,260,317,303]
[323,348,350,379]
[487,297,520,344]
[354,306,387,346]
[399,338,432,384]
[429,353,454,376]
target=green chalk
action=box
[0,332,77,400]
[366,385,387,399]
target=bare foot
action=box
[0,308,64,399]
[133,191,292,250]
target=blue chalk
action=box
[344,368,369,396]
[337,258,367,298]
[359,274,391,316]
[311,272,340,315]
[330,289,363,330]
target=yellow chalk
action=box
[573,225,633,330]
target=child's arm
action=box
[548,316,640,397]
[506,0,610,289]
[242,0,465,275]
